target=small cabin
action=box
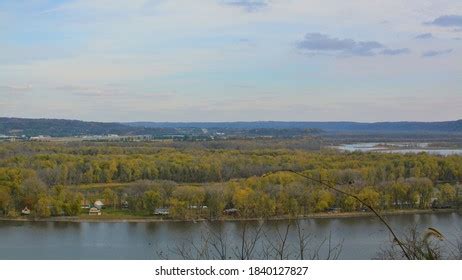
[89,207,101,216]
[223,208,239,216]
[154,208,170,215]
[21,207,31,215]
[94,200,104,210]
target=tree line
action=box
[0,142,461,218]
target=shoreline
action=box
[0,208,458,223]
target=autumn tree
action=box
[103,188,118,209]
[311,189,335,212]
[169,198,188,219]
[35,194,52,217]
[358,187,380,209]
[143,190,162,213]
[0,186,12,215]
[439,184,456,205]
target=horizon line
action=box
[1,116,461,124]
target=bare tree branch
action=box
[263,169,411,260]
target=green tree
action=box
[172,186,205,207]
[35,195,51,217]
[439,184,456,205]
[408,178,433,208]
[204,188,225,219]
[0,186,12,215]
[103,188,118,209]
[143,190,162,213]
[169,198,188,219]
[20,177,47,209]
[358,187,380,209]
[312,189,335,212]
[389,181,410,208]
[342,195,359,212]
[233,187,255,217]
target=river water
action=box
[336,143,462,155]
[0,212,461,260]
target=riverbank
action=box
[0,208,458,223]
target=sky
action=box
[1,0,462,122]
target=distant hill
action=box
[0,118,177,137]
[128,120,462,133]
[0,118,323,138]
[1,117,462,137]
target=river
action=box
[336,143,462,156]
[0,212,461,260]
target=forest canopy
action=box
[0,141,461,219]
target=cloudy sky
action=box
[1,0,461,122]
